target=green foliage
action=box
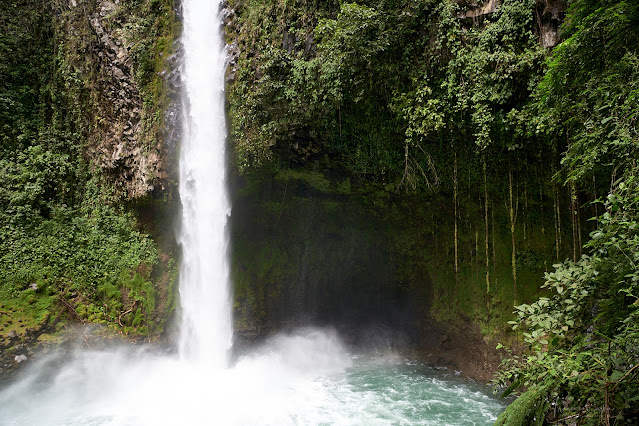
[0,0,168,336]
[496,168,639,425]
[495,1,639,423]
[495,385,547,425]
[443,0,544,150]
[0,0,53,153]
[227,0,339,171]
[228,0,549,187]
[535,0,639,183]
[275,168,331,192]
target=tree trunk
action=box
[553,183,561,260]
[576,183,582,258]
[570,181,578,262]
[492,200,496,268]
[523,182,528,241]
[590,175,596,221]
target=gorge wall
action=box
[4,1,638,422]
[228,162,578,380]
[55,0,180,199]
[222,0,582,379]
[2,0,583,382]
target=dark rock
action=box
[304,34,315,56]
[54,0,174,200]
[282,30,296,53]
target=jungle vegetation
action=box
[0,0,178,338]
[226,0,639,423]
[1,0,637,423]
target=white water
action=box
[0,1,507,423]
[0,330,505,425]
[178,0,232,366]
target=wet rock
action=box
[538,0,565,48]
[221,1,235,23]
[304,34,315,56]
[14,345,28,355]
[14,355,27,364]
[457,0,501,19]
[56,0,173,200]
[282,30,296,53]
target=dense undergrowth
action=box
[494,1,639,424]
[0,0,178,339]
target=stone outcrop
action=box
[458,0,566,49]
[537,0,565,48]
[57,0,175,199]
[457,0,502,19]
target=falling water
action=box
[178,0,232,366]
[0,1,508,423]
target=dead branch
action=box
[118,301,137,328]
[58,295,82,321]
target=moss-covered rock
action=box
[230,164,570,380]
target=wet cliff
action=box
[2,0,582,383]
[221,0,582,380]
[228,163,578,380]
[55,0,181,198]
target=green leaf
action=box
[610,370,624,382]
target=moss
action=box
[495,386,548,425]
[336,177,351,194]
[275,169,331,192]
[0,286,58,340]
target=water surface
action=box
[0,329,504,425]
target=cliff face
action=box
[228,168,576,381]
[0,1,181,381]
[219,0,584,380]
[55,0,178,199]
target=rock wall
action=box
[458,0,566,48]
[229,169,565,380]
[55,0,178,199]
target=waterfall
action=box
[178,0,232,366]
[0,2,508,424]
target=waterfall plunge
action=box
[0,3,507,423]
[178,0,233,366]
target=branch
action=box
[611,363,639,393]
[58,295,82,321]
[118,301,137,328]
